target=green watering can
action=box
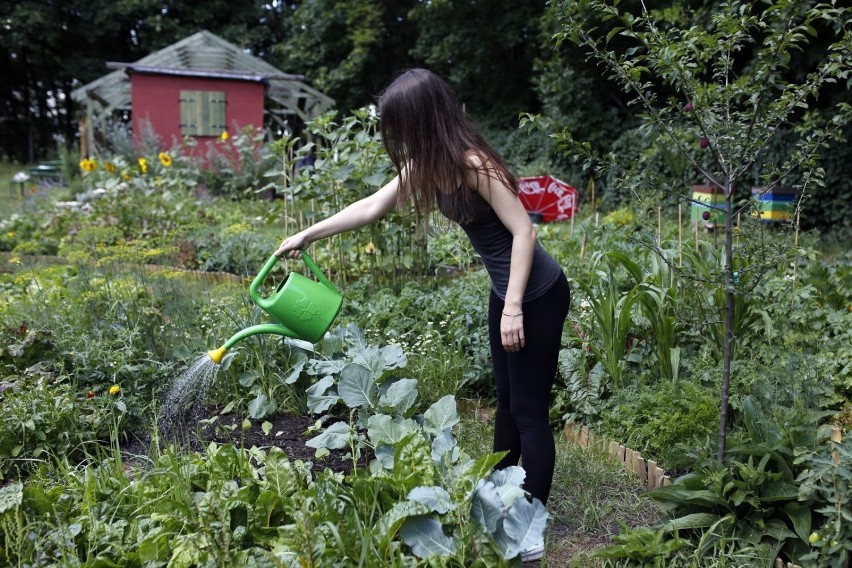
[208,251,342,364]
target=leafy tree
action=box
[269,0,419,113]
[409,0,547,128]
[537,0,852,460]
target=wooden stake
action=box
[588,177,596,213]
[657,207,662,245]
[580,233,588,259]
[570,210,575,237]
[678,204,683,266]
[791,210,801,301]
[831,425,842,465]
[695,217,699,251]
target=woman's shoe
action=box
[520,539,544,562]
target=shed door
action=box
[179,90,227,136]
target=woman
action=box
[276,68,570,559]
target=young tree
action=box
[537,0,852,460]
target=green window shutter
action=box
[179,91,199,136]
[179,90,227,136]
[205,92,227,136]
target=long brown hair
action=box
[377,68,517,221]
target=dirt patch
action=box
[193,412,369,474]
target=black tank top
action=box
[436,187,563,301]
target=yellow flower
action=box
[105,161,116,173]
[138,157,148,174]
[79,158,97,172]
[8,256,21,265]
[364,241,377,254]
[158,152,172,167]
[6,232,14,238]
[122,172,131,181]
[220,130,230,141]
[109,385,120,395]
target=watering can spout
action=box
[207,323,300,365]
[208,346,227,364]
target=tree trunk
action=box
[717,176,735,462]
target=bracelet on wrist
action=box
[502,311,523,317]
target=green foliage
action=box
[646,396,825,564]
[343,269,492,398]
[267,109,430,286]
[0,378,126,481]
[600,380,719,473]
[594,525,685,565]
[797,432,852,567]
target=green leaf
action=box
[376,501,430,540]
[378,378,418,414]
[471,481,505,532]
[781,501,812,543]
[423,395,459,436]
[367,414,418,446]
[399,515,456,558]
[305,421,351,450]
[504,497,549,553]
[306,376,338,414]
[407,486,455,514]
[662,512,722,532]
[338,363,377,408]
[0,481,22,514]
[248,394,274,419]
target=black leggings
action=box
[488,272,570,505]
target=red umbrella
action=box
[517,176,579,222]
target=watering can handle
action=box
[299,250,339,293]
[249,250,339,303]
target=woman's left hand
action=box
[501,312,525,352]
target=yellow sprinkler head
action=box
[207,346,227,365]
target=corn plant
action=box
[574,251,650,389]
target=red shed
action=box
[71,31,334,159]
[117,65,273,158]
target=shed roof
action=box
[72,30,334,124]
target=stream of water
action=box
[158,354,220,439]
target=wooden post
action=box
[657,207,662,245]
[647,460,660,489]
[564,422,576,443]
[791,210,801,301]
[579,425,590,447]
[78,117,89,159]
[831,425,842,465]
[580,233,587,260]
[695,216,700,251]
[608,440,621,459]
[678,204,683,267]
[588,177,595,213]
[570,210,575,237]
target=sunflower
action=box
[220,130,230,141]
[158,152,172,167]
[138,157,148,174]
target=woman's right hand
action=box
[275,232,310,258]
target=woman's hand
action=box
[275,232,310,258]
[501,311,525,352]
